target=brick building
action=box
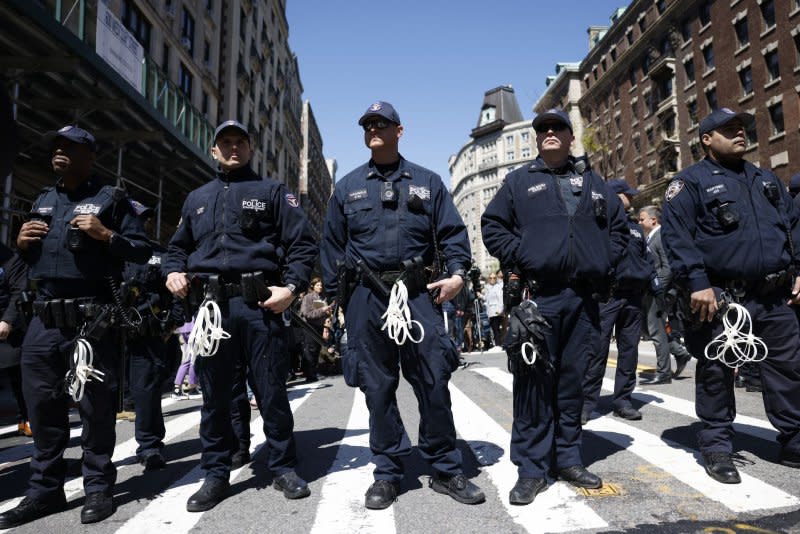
[542,0,800,205]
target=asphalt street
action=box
[0,341,798,533]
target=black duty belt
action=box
[33,297,107,329]
[189,270,278,306]
[710,270,793,299]
[361,270,403,286]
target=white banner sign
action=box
[95,0,144,92]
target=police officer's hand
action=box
[260,286,294,313]
[166,272,190,298]
[690,287,718,322]
[69,215,113,242]
[16,220,49,250]
[427,275,464,305]
[788,276,800,305]
[0,321,10,340]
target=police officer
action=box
[124,201,178,471]
[321,101,485,510]
[582,179,653,424]
[163,120,316,511]
[0,126,151,527]
[482,108,628,505]
[661,108,800,484]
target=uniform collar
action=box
[366,155,412,182]
[56,175,99,197]
[528,155,589,175]
[216,164,258,182]
[702,155,755,179]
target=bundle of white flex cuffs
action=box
[381,280,424,345]
[188,298,231,363]
[66,338,105,402]
[704,301,768,368]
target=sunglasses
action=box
[535,122,569,134]
[362,119,392,131]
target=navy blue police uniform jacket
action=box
[661,157,800,293]
[162,165,316,289]
[481,157,629,282]
[25,178,151,298]
[616,219,657,289]
[321,157,471,296]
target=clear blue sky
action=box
[286,0,627,185]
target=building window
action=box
[121,0,151,53]
[521,131,530,142]
[761,0,775,29]
[633,136,641,152]
[656,75,673,104]
[203,40,210,64]
[702,44,714,71]
[746,121,758,144]
[644,92,653,116]
[638,16,646,33]
[738,66,753,96]
[240,9,247,40]
[684,58,695,83]
[506,135,513,145]
[506,150,514,161]
[627,31,633,45]
[663,114,676,138]
[657,0,667,14]
[178,62,192,97]
[611,48,617,61]
[201,91,209,116]
[765,49,780,81]
[769,102,784,134]
[181,8,195,56]
[629,66,637,86]
[690,142,703,161]
[646,128,654,146]
[601,58,607,71]
[613,87,620,103]
[705,87,717,110]
[699,1,712,26]
[734,18,749,48]
[162,43,169,71]
[688,100,698,125]
[642,55,652,75]
[521,147,531,158]
[795,33,800,68]
[681,18,692,42]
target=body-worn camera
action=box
[713,202,739,230]
[763,182,780,208]
[67,225,89,251]
[593,196,607,223]
[381,181,397,206]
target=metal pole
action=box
[156,171,163,240]
[116,145,123,187]
[1,83,19,245]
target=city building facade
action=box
[1,0,326,244]
[574,0,800,205]
[449,86,536,274]
[300,99,332,241]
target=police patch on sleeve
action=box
[285,193,299,208]
[665,179,684,202]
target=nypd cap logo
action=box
[369,102,382,112]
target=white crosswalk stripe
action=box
[1,359,799,532]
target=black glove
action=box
[503,300,551,372]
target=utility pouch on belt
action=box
[241,271,271,305]
[503,300,552,375]
[401,256,428,293]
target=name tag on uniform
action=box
[570,176,583,194]
[409,185,431,200]
[36,206,53,215]
[242,199,267,211]
[527,183,547,196]
[705,184,727,195]
[347,189,368,202]
[73,203,101,215]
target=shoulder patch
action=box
[665,179,685,202]
[285,193,299,208]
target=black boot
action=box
[187,478,230,512]
[81,492,114,524]
[558,465,602,488]
[429,473,485,504]
[365,480,397,510]
[231,450,251,470]
[509,478,547,505]
[703,452,741,484]
[0,495,66,528]
[273,471,310,499]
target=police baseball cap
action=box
[698,108,754,137]
[44,125,97,152]
[532,108,573,133]
[607,178,639,196]
[213,120,250,143]
[358,101,401,126]
[789,174,800,195]
[129,199,154,218]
